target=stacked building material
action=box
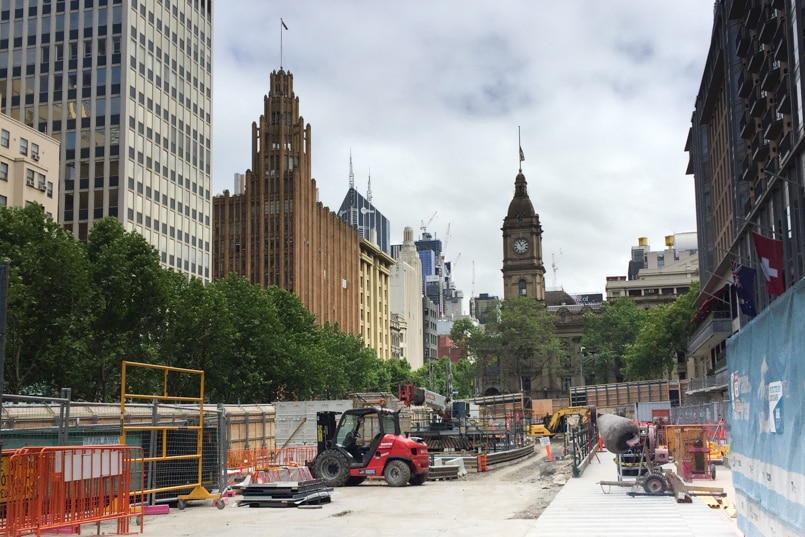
[239,479,333,508]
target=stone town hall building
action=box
[212,69,360,334]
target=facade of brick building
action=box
[212,69,360,334]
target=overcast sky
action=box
[211,2,714,308]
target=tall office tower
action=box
[415,231,443,313]
[336,154,390,254]
[0,0,213,282]
[212,69,360,334]
[233,172,245,194]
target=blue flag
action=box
[732,263,757,318]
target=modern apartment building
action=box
[686,0,805,389]
[0,0,213,281]
[0,112,59,215]
[212,68,360,335]
[688,4,805,533]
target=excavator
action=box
[527,406,593,438]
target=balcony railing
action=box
[739,68,755,99]
[747,46,766,74]
[688,311,732,356]
[762,107,783,140]
[740,111,756,140]
[736,26,753,57]
[773,19,787,62]
[745,0,763,29]
[686,370,730,393]
[776,74,790,114]
[760,58,782,92]
[758,6,778,44]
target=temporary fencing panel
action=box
[1,445,143,537]
[727,278,805,537]
[121,362,221,507]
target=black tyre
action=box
[710,463,716,480]
[409,472,428,486]
[313,450,351,487]
[642,474,667,495]
[384,460,411,487]
[345,476,367,486]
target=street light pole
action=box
[579,346,585,387]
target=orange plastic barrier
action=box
[477,453,488,472]
[227,446,318,471]
[1,445,144,537]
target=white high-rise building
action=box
[0,0,213,282]
[233,172,245,195]
[391,226,424,370]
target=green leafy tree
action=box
[624,282,699,379]
[0,205,93,395]
[412,357,476,399]
[199,275,284,403]
[483,297,563,393]
[301,323,379,399]
[158,273,237,398]
[372,357,414,394]
[82,218,172,401]
[449,318,482,361]
[581,297,646,383]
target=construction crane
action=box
[444,222,451,253]
[420,211,437,236]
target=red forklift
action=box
[310,407,430,487]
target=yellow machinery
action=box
[527,406,592,438]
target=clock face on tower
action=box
[513,238,529,254]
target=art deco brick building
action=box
[212,69,359,334]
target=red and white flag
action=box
[752,232,785,296]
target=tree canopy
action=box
[580,297,646,383]
[624,282,699,379]
[448,297,563,394]
[0,206,386,403]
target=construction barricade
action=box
[227,446,318,472]
[0,445,144,537]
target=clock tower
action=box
[501,168,545,300]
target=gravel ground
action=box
[130,440,574,537]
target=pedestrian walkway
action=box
[527,450,742,537]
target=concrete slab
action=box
[527,450,743,537]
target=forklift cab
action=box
[331,408,399,465]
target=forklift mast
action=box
[316,411,339,454]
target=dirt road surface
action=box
[138,444,572,537]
